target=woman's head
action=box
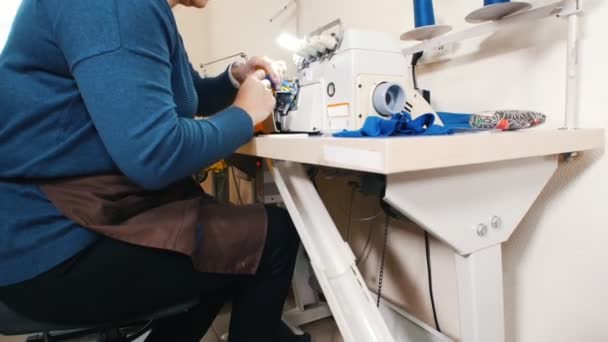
[168,0,209,8]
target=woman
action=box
[0,0,310,341]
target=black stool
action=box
[0,298,198,342]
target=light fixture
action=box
[276,33,306,52]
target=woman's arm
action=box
[191,67,239,116]
[50,0,254,190]
[191,56,285,117]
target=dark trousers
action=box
[0,206,300,342]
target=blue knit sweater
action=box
[0,0,254,286]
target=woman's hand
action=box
[231,56,286,89]
[233,70,276,125]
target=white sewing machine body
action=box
[278,28,437,133]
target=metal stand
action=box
[384,156,558,342]
[258,163,333,330]
[465,2,532,23]
[454,245,505,342]
[559,0,582,129]
[401,0,583,130]
[283,247,332,327]
[212,170,229,204]
[402,1,574,56]
[264,6,586,339]
[271,154,558,341]
[270,161,395,342]
[401,25,453,41]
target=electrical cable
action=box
[357,210,383,222]
[313,169,384,265]
[216,172,227,203]
[425,231,442,333]
[345,182,357,243]
[411,51,424,90]
[336,203,382,221]
[211,326,221,341]
[376,215,391,307]
[308,167,320,191]
[231,167,244,205]
[342,180,383,265]
[380,197,442,330]
[355,217,379,266]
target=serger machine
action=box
[270,20,439,134]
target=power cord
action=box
[315,171,438,325]
[338,176,382,265]
[411,51,432,103]
[376,215,391,307]
[307,167,320,192]
[379,199,442,330]
[411,51,424,91]
[425,231,442,333]
[231,167,244,205]
[345,182,357,243]
[211,326,221,341]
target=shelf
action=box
[237,128,604,175]
[402,0,573,56]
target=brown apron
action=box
[39,175,267,275]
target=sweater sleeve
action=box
[191,66,239,116]
[49,0,253,190]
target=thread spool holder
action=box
[401,0,583,130]
[401,0,453,41]
[465,1,532,23]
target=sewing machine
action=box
[270,20,439,134]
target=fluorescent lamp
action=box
[276,33,305,52]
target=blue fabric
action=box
[333,113,452,138]
[436,112,474,130]
[0,0,253,286]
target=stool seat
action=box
[1,301,84,335]
[0,298,199,338]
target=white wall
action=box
[0,0,21,52]
[407,1,608,341]
[175,0,297,77]
[175,0,608,341]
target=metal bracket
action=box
[199,52,248,77]
[269,0,297,23]
[270,161,395,342]
[559,0,583,129]
[560,151,580,162]
[384,157,558,255]
[402,1,572,56]
[557,0,582,17]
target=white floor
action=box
[198,315,342,342]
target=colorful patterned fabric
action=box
[438,110,546,131]
[470,110,546,130]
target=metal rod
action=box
[269,0,297,23]
[563,1,581,129]
[271,161,396,342]
[307,18,343,38]
[455,245,505,342]
[199,52,248,76]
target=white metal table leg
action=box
[270,161,395,342]
[383,157,558,342]
[455,245,505,342]
[283,246,332,327]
